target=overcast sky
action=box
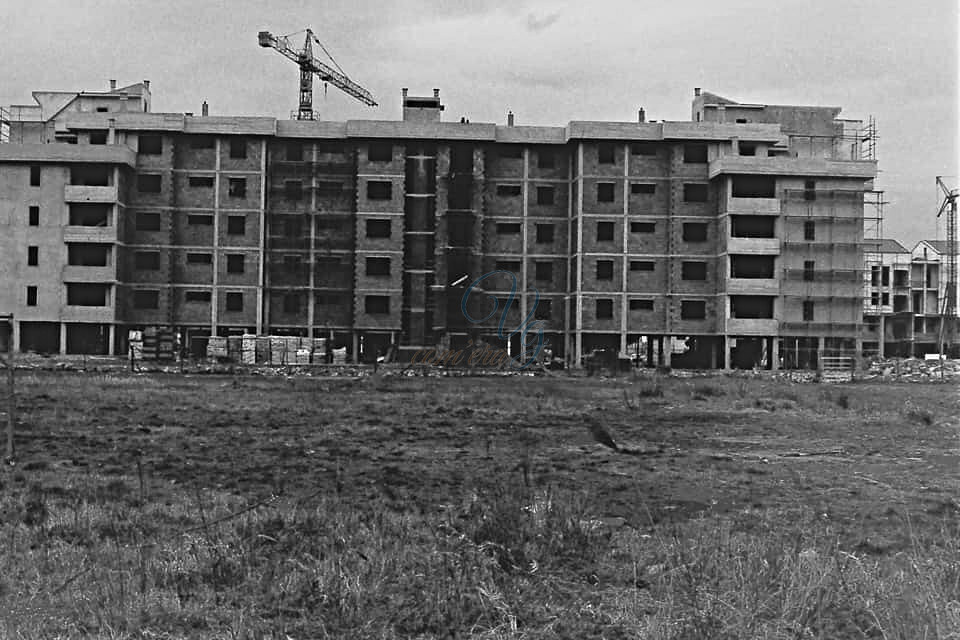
[3,0,956,248]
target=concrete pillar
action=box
[709,337,718,369]
[662,336,672,367]
[108,324,116,356]
[212,139,221,336]
[352,330,359,364]
[771,337,779,371]
[878,315,886,358]
[721,336,730,370]
[59,323,67,355]
[256,139,267,335]
[646,336,653,367]
[11,321,20,354]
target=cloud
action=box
[526,11,560,32]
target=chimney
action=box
[109,79,117,91]
[638,107,646,123]
[143,80,151,91]
[433,88,440,98]
[694,87,701,97]
[507,111,514,126]
[202,101,209,116]
[402,87,408,100]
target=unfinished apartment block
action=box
[0,83,878,367]
[863,239,960,357]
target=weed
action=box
[638,377,665,398]
[691,382,725,400]
[903,401,935,426]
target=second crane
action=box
[258,29,378,120]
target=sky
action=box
[2,0,957,248]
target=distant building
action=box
[862,239,959,357]
[0,83,878,368]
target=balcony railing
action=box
[726,318,779,335]
[64,184,118,203]
[726,237,780,254]
[782,269,861,283]
[780,321,861,334]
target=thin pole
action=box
[5,352,13,462]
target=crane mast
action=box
[258,29,377,120]
[936,176,958,355]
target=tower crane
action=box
[936,176,957,356]
[258,29,377,120]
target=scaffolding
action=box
[780,188,877,355]
[0,107,10,144]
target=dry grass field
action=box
[0,369,958,638]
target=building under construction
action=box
[863,238,960,357]
[0,83,879,368]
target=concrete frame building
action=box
[863,238,959,357]
[0,84,878,368]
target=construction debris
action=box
[863,357,960,381]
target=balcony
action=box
[723,196,780,215]
[0,143,136,167]
[62,265,116,283]
[779,321,860,336]
[64,185,118,203]
[782,269,860,283]
[709,156,877,180]
[726,237,780,254]
[63,226,117,243]
[726,278,780,295]
[61,306,115,323]
[726,318,779,335]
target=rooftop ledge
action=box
[710,156,877,179]
[51,111,789,144]
[0,143,137,166]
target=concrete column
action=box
[308,142,317,338]
[646,335,653,367]
[722,336,730,370]
[657,336,663,365]
[211,139,221,336]
[771,337,779,371]
[709,338,718,369]
[574,143,584,366]
[878,315,886,358]
[108,324,116,356]
[59,323,67,355]
[352,330,359,364]
[621,142,629,354]
[256,139,267,335]
[521,147,529,326]
[11,321,20,354]
[662,336,672,367]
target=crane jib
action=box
[259,28,378,114]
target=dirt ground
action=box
[9,369,959,553]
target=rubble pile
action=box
[864,357,960,381]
